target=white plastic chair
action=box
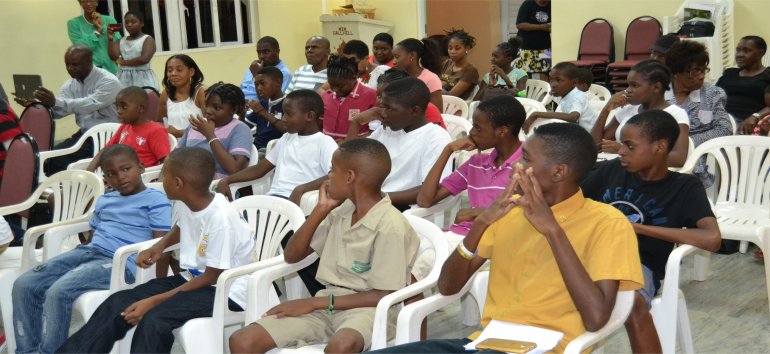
[248,214,449,352]
[0,170,104,353]
[68,133,177,177]
[679,136,770,313]
[727,114,737,134]
[468,100,480,121]
[113,195,306,353]
[38,123,121,181]
[442,95,469,118]
[215,142,275,198]
[393,269,636,354]
[527,118,570,138]
[588,84,612,102]
[441,114,472,141]
[404,195,462,230]
[465,85,480,105]
[524,79,553,106]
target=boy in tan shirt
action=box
[229,138,421,354]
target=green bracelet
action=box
[326,294,335,315]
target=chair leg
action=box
[677,294,695,354]
[692,249,711,282]
[761,238,770,317]
[460,293,480,326]
[739,241,749,254]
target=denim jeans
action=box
[366,338,504,353]
[12,245,131,354]
[57,275,243,354]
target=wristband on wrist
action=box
[456,242,476,260]
[208,137,220,146]
[326,294,335,315]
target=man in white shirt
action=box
[285,36,330,94]
[367,77,452,210]
[15,45,122,175]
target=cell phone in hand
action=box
[108,23,122,32]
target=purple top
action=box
[440,144,524,235]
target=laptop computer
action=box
[13,74,43,100]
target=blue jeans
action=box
[366,338,505,353]
[12,245,131,354]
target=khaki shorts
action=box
[256,288,395,350]
[411,231,465,281]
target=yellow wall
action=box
[552,0,770,64]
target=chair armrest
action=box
[657,244,700,307]
[564,291,635,354]
[300,190,319,216]
[245,253,319,323]
[19,214,93,270]
[394,276,475,345]
[404,196,460,220]
[38,144,86,180]
[110,238,163,292]
[67,158,92,171]
[41,221,92,264]
[131,241,181,284]
[370,274,443,349]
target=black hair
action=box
[552,62,580,80]
[285,89,324,120]
[397,38,442,75]
[630,59,672,91]
[625,110,680,152]
[117,86,148,107]
[338,138,392,186]
[327,54,359,81]
[343,40,369,60]
[445,28,476,49]
[382,77,430,111]
[426,35,449,57]
[476,95,525,136]
[124,10,145,23]
[373,32,394,47]
[163,54,204,101]
[664,41,709,75]
[496,37,522,60]
[99,144,140,167]
[257,36,280,50]
[741,35,768,55]
[532,123,598,182]
[575,68,594,85]
[377,68,410,85]
[166,147,215,190]
[256,66,283,84]
[205,82,245,117]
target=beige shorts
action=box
[255,288,395,350]
[411,231,465,281]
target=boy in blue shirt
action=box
[246,66,287,156]
[522,62,597,133]
[12,144,172,354]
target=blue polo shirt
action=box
[240,60,292,100]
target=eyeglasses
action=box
[688,67,711,78]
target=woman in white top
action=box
[592,59,690,167]
[107,12,158,91]
[158,54,207,138]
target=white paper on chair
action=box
[464,319,563,353]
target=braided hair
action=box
[496,37,522,60]
[327,54,359,81]
[445,28,476,49]
[205,82,245,117]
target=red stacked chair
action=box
[569,18,615,86]
[606,16,662,92]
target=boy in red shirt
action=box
[87,86,170,171]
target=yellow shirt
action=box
[472,189,643,352]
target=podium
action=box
[320,14,393,52]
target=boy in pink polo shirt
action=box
[412,95,526,280]
[322,55,377,142]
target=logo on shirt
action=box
[535,11,549,23]
[198,234,209,256]
[348,109,361,121]
[351,260,371,274]
[136,136,146,146]
[118,132,129,144]
[604,187,668,225]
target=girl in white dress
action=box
[158,54,207,138]
[108,12,158,91]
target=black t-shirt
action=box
[715,67,770,123]
[581,159,714,287]
[516,0,551,50]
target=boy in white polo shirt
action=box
[523,62,597,133]
[365,77,452,211]
[58,147,255,353]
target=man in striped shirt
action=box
[285,36,330,94]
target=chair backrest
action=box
[230,195,306,261]
[577,18,615,62]
[684,136,770,206]
[18,103,54,152]
[84,123,121,155]
[527,119,570,138]
[465,85,480,105]
[524,80,553,105]
[168,133,178,151]
[44,170,105,224]
[406,213,449,280]
[468,101,480,121]
[442,95,469,118]
[588,84,612,102]
[441,114,472,140]
[515,97,548,117]
[143,87,161,122]
[624,16,662,60]
[0,134,39,215]
[727,114,737,134]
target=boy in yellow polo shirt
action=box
[372,123,644,353]
[229,138,421,353]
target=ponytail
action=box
[397,38,443,75]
